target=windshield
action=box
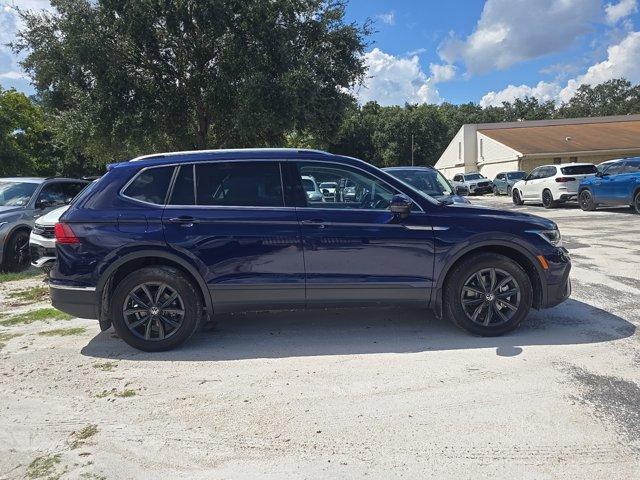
[507,171,526,180]
[302,179,316,192]
[390,169,453,197]
[561,165,597,175]
[0,181,38,207]
[464,173,484,180]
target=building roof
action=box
[478,115,640,156]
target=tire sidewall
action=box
[512,189,523,205]
[444,254,533,336]
[3,230,30,272]
[111,266,202,351]
[542,189,553,208]
[634,191,640,214]
[579,190,595,211]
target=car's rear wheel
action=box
[110,266,202,351]
[512,189,524,205]
[579,190,596,211]
[542,189,558,209]
[1,230,30,272]
[506,186,512,197]
[444,253,533,336]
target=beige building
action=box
[435,114,640,180]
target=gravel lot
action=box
[1,196,638,479]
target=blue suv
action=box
[50,149,571,351]
[578,157,640,213]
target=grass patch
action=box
[0,269,41,284]
[27,453,63,479]
[8,285,49,303]
[69,424,99,449]
[93,362,117,372]
[96,388,137,398]
[0,332,23,350]
[39,327,86,337]
[0,308,72,327]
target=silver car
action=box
[0,177,88,272]
[451,172,493,196]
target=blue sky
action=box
[2,1,640,106]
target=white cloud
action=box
[356,48,442,106]
[605,0,638,24]
[0,70,27,79]
[429,63,456,83]
[559,30,640,100]
[480,81,561,107]
[376,11,395,26]
[480,31,640,105]
[440,0,601,74]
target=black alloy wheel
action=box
[460,268,521,327]
[123,283,185,341]
[579,190,596,211]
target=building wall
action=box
[434,127,467,179]
[520,150,640,173]
[476,132,522,179]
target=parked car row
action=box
[511,157,640,213]
[0,177,89,272]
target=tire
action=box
[633,190,640,214]
[1,229,31,272]
[579,189,596,211]
[512,189,524,205]
[542,189,558,209]
[507,186,512,197]
[493,186,500,196]
[110,266,202,351]
[443,253,533,337]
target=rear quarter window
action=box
[561,165,597,175]
[123,166,175,205]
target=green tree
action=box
[0,87,58,176]
[557,79,640,118]
[14,0,370,165]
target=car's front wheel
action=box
[444,253,533,336]
[633,190,640,214]
[512,189,524,205]
[110,266,202,351]
[579,190,596,211]
[1,230,30,272]
[493,186,500,196]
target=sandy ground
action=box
[0,196,639,479]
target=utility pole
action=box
[411,134,415,166]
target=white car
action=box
[29,205,69,272]
[301,175,323,202]
[512,163,598,208]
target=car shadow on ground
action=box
[81,298,636,361]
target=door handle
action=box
[301,219,326,229]
[168,216,199,226]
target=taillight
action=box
[54,222,80,244]
[555,177,576,183]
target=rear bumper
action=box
[50,284,98,319]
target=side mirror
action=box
[455,185,469,196]
[390,194,412,219]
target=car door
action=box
[289,160,435,307]
[162,161,306,314]
[494,173,505,193]
[521,168,541,199]
[597,162,628,205]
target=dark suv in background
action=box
[50,149,571,351]
[0,177,89,271]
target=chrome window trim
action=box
[50,284,96,292]
[120,157,427,212]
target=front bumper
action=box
[50,285,98,319]
[541,248,572,308]
[469,185,493,195]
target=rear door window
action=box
[195,161,284,207]
[560,165,597,175]
[625,160,640,173]
[123,166,175,205]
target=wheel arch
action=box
[96,250,213,330]
[432,242,545,318]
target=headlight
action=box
[530,229,562,247]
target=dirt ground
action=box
[0,196,639,479]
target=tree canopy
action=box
[14,0,370,164]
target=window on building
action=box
[458,142,462,160]
[553,157,562,164]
